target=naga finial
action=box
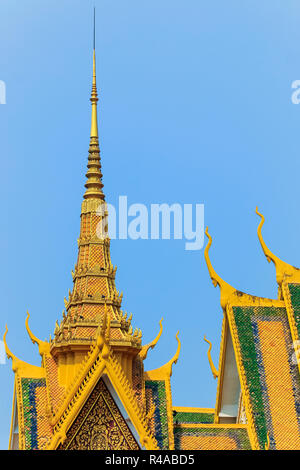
[139,318,163,361]
[204,227,236,309]
[203,335,219,379]
[25,311,50,356]
[3,325,21,373]
[145,331,181,380]
[4,325,43,375]
[256,207,298,289]
[3,325,15,363]
[170,331,181,372]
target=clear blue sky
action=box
[1,0,300,449]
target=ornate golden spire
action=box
[51,10,142,360]
[84,8,105,200]
[90,51,98,137]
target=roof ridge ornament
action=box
[3,325,18,371]
[256,207,300,290]
[203,335,219,379]
[204,227,236,309]
[25,312,50,356]
[139,318,163,361]
[3,325,43,375]
[145,332,181,379]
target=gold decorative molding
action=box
[47,330,158,449]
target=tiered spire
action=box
[83,13,104,201]
[50,13,142,371]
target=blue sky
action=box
[1,0,300,449]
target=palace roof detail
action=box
[5,37,300,450]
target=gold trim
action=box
[214,314,227,423]
[282,281,300,373]
[8,379,16,449]
[226,303,260,450]
[174,423,248,429]
[173,406,215,414]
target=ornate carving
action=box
[58,378,139,450]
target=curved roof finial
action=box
[3,325,22,373]
[256,207,297,287]
[145,331,181,379]
[3,325,44,375]
[204,227,236,309]
[203,335,219,379]
[139,318,163,361]
[3,325,16,364]
[167,331,181,377]
[25,311,50,356]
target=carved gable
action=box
[58,378,140,450]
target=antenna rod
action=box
[93,7,96,50]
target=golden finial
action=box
[3,325,20,373]
[169,331,181,375]
[256,207,299,289]
[90,6,98,137]
[145,331,181,379]
[90,50,98,137]
[4,325,42,375]
[203,335,219,379]
[3,325,15,362]
[204,227,236,309]
[83,7,105,201]
[139,318,163,361]
[25,311,50,356]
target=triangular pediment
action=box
[58,377,140,450]
[47,343,158,450]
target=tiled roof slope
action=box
[228,300,300,450]
[18,377,53,450]
[174,425,251,450]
